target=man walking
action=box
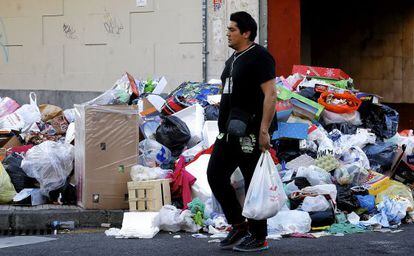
[207,11,277,252]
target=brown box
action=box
[75,105,139,210]
[0,136,22,161]
[127,179,171,212]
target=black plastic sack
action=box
[204,104,219,120]
[3,153,37,193]
[49,178,77,205]
[275,140,301,163]
[155,116,191,157]
[336,185,360,212]
[322,122,359,135]
[363,142,398,173]
[309,209,335,227]
[359,103,399,139]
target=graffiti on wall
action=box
[213,0,223,11]
[0,17,9,63]
[63,23,77,39]
[103,11,124,35]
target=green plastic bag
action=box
[0,163,16,204]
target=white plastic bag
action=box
[301,184,337,203]
[242,151,287,220]
[296,165,333,186]
[130,165,171,181]
[0,92,41,132]
[138,139,172,166]
[322,110,362,125]
[21,141,74,196]
[267,210,312,235]
[301,195,331,212]
[154,205,183,232]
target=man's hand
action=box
[259,131,271,152]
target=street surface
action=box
[1,224,414,255]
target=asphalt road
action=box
[1,224,414,256]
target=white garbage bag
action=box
[242,151,287,220]
[21,141,74,196]
[301,195,331,212]
[267,210,312,235]
[296,165,333,186]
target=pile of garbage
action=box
[107,65,414,240]
[1,65,414,241]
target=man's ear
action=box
[242,31,251,40]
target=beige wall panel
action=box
[179,8,203,43]
[105,43,155,79]
[155,43,202,91]
[24,44,63,75]
[0,46,25,74]
[43,15,84,45]
[0,0,203,92]
[64,44,106,74]
[130,11,179,44]
[84,14,108,45]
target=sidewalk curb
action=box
[0,209,125,232]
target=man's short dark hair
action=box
[230,11,257,42]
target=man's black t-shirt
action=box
[218,43,276,135]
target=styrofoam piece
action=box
[152,76,168,94]
[185,154,212,203]
[146,95,166,112]
[286,154,315,172]
[202,121,219,148]
[118,212,159,239]
[172,103,205,148]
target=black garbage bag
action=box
[359,103,399,139]
[336,185,360,212]
[3,153,37,192]
[204,104,219,120]
[363,142,398,174]
[322,122,359,134]
[309,209,335,227]
[155,116,191,157]
[49,178,77,205]
[275,140,301,163]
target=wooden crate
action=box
[127,179,171,212]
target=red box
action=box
[292,65,350,80]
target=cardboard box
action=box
[364,171,391,196]
[292,65,350,80]
[75,105,139,210]
[127,179,171,212]
[0,135,22,161]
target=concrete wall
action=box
[0,0,203,97]
[206,0,259,81]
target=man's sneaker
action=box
[233,234,269,252]
[219,223,248,250]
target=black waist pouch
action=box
[226,108,252,137]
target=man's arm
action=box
[259,79,277,152]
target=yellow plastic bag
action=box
[376,180,414,212]
[0,163,16,204]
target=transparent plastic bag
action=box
[242,151,287,220]
[84,89,130,106]
[138,139,172,166]
[301,195,331,212]
[21,141,74,196]
[130,164,171,181]
[267,210,311,235]
[296,165,333,186]
[0,97,20,119]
